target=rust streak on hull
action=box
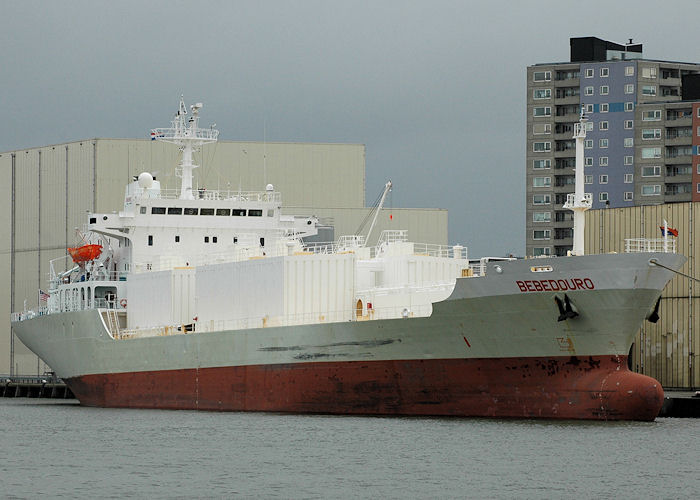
[66,355,664,421]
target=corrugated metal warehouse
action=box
[1,139,448,375]
[585,203,699,389]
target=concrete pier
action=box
[659,390,700,418]
[1,375,75,399]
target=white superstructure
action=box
[35,99,470,338]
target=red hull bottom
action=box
[66,355,664,421]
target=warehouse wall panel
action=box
[586,202,699,389]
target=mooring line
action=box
[649,259,700,283]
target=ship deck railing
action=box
[133,186,282,203]
[304,239,468,260]
[112,304,434,340]
[12,297,125,321]
[625,238,676,253]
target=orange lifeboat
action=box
[68,244,103,263]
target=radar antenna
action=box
[151,96,219,200]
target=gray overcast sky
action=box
[1,0,698,257]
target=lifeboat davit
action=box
[68,244,103,263]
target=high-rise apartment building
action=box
[526,37,700,257]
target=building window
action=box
[140,206,146,214]
[624,138,634,147]
[533,194,551,205]
[642,129,661,140]
[533,212,551,223]
[585,139,593,149]
[624,156,633,165]
[533,230,551,240]
[624,120,633,129]
[533,159,551,169]
[585,121,593,131]
[625,66,635,76]
[697,126,700,136]
[585,157,593,166]
[642,166,661,177]
[642,110,661,121]
[697,183,700,193]
[148,235,153,246]
[641,66,657,79]
[533,71,551,82]
[599,121,608,131]
[624,192,633,201]
[212,236,218,243]
[533,89,551,99]
[533,247,551,256]
[600,103,609,113]
[599,138,608,148]
[625,102,634,112]
[624,173,634,183]
[600,85,609,95]
[533,123,551,135]
[642,184,661,196]
[175,235,180,243]
[642,85,657,96]
[533,107,551,117]
[585,175,593,184]
[533,142,551,152]
[533,176,551,187]
[584,68,594,78]
[600,67,609,77]
[585,104,594,113]
[599,174,608,184]
[599,192,609,202]
[204,236,209,243]
[599,157,608,166]
[641,147,662,159]
[585,86,594,96]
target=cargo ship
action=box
[11,99,685,420]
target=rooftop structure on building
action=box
[526,36,700,257]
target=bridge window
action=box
[216,209,231,216]
[249,209,263,217]
[152,207,166,214]
[200,208,215,216]
[232,209,246,216]
[148,235,153,246]
[184,208,198,215]
[168,207,182,215]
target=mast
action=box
[151,96,219,200]
[563,108,592,255]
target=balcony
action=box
[666,165,692,178]
[665,183,692,196]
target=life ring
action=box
[119,299,127,308]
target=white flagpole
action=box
[663,219,669,253]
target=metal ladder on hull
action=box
[103,309,121,338]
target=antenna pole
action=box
[563,107,592,255]
[151,96,219,200]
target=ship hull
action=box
[66,355,663,420]
[12,252,685,421]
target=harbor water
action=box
[2,398,698,499]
